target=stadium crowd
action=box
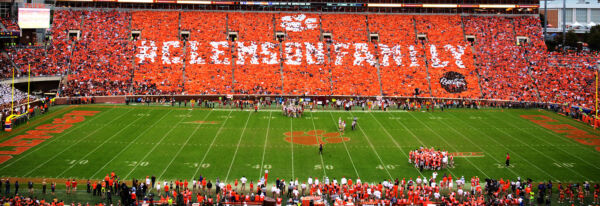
[1,10,599,114]
[0,15,19,32]
[0,83,34,111]
[1,171,599,206]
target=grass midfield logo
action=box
[284,130,350,146]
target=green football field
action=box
[1,104,599,185]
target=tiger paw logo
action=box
[284,130,350,146]
[280,14,318,32]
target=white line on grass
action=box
[309,112,327,179]
[212,109,409,113]
[190,110,234,180]
[157,110,214,181]
[384,113,427,146]
[90,110,174,179]
[349,111,393,179]
[22,108,132,177]
[290,118,295,179]
[384,112,457,178]
[482,112,588,179]
[405,112,489,178]
[435,112,521,177]
[366,112,424,177]
[501,112,600,170]
[258,112,273,179]
[123,109,194,180]
[224,112,253,182]
[56,109,151,178]
[0,108,118,171]
[454,112,558,179]
[325,112,360,179]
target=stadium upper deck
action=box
[0,5,598,110]
[53,0,540,15]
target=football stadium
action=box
[0,0,599,205]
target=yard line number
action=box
[184,162,211,168]
[251,164,272,169]
[553,162,575,168]
[494,163,515,168]
[314,164,334,170]
[66,159,88,165]
[126,161,149,167]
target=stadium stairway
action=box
[509,18,543,102]
[412,17,434,97]
[129,14,135,94]
[2,52,19,74]
[278,40,285,95]
[0,21,8,32]
[322,17,334,95]
[365,15,384,96]
[180,40,189,93]
[460,15,486,99]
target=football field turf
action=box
[1,104,599,185]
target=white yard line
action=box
[23,108,132,177]
[449,112,555,179]
[123,109,194,180]
[326,112,360,179]
[406,112,489,178]
[482,112,588,179]
[56,109,151,178]
[384,113,427,146]
[384,112,458,178]
[258,112,273,178]
[502,112,600,170]
[190,110,234,180]
[436,113,521,177]
[309,112,327,179]
[90,110,174,179]
[366,112,424,177]
[0,108,118,171]
[212,109,409,113]
[349,111,393,179]
[290,118,295,179]
[157,110,214,180]
[224,112,253,182]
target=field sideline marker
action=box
[325,112,360,179]
[349,111,393,179]
[123,109,195,180]
[56,108,154,178]
[224,112,253,182]
[157,110,214,180]
[90,109,175,179]
[191,110,234,180]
